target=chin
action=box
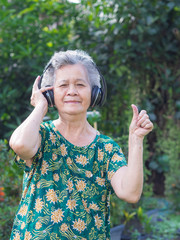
[62,107,88,116]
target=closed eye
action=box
[59,84,68,87]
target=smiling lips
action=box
[64,100,81,104]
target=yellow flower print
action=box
[21,222,25,230]
[28,169,33,180]
[36,181,41,189]
[85,171,93,178]
[53,173,59,181]
[30,184,35,195]
[76,180,86,192]
[60,144,67,156]
[76,155,88,166]
[94,214,103,229]
[39,151,42,159]
[119,148,123,154]
[89,202,99,211]
[108,170,115,181]
[67,157,72,165]
[82,199,90,213]
[49,132,56,144]
[67,179,73,192]
[72,218,86,233]
[90,143,95,148]
[96,177,105,187]
[46,189,58,204]
[66,199,77,210]
[22,187,28,198]
[18,204,28,217]
[35,197,44,212]
[41,160,49,175]
[105,143,113,153]
[13,232,20,240]
[35,221,42,230]
[51,208,64,223]
[60,223,68,232]
[102,194,106,202]
[52,153,57,160]
[112,153,123,162]
[98,148,104,161]
[108,215,110,224]
[24,230,32,240]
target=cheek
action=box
[85,88,91,99]
[53,89,64,104]
[86,89,92,106]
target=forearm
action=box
[111,105,153,203]
[9,103,47,159]
[123,134,144,201]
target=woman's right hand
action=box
[9,76,54,159]
[30,76,53,110]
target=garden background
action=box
[0,0,180,239]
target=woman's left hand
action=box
[129,104,153,139]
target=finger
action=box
[137,114,149,126]
[131,104,139,121]
[40,86,54,93]
[138,110,147,119]
[33,76,41,90]
[144,122,154,130]
[140,118,151,128]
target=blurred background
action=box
[0,0,180,239]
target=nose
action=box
[67,84,78,95]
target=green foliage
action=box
[0,139,23,239]
[0,0,75,138]
[121,206,153,238]
[87,110,101,128]
[164,111,180,209]
[123,210,136,225]
[110,194,128,227]
[151,214,180,240]
[0,139,23,193]
[137,207,152,233]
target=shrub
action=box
[0,139,23,239]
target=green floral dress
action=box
[10,121,127,240]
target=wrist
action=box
[35,101,48,116]
[129,133,144,146]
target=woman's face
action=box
[54,64,91,116]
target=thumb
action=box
[131,104,139,121]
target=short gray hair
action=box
[41,50,101,88]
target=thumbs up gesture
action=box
[129,104,153,139]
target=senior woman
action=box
[9,50,153,240]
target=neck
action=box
[54,112,94,140]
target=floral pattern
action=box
[11,120,127,240]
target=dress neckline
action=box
[50,121,100,149]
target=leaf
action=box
[167,2,175,10]
[18,5,36,16]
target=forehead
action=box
[55,64,89,82]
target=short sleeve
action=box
[105,141,127,192]
[14,123,46,172]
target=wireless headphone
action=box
[38,62,107,108]
[38,63,54,107]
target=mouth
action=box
[64,101,81,104]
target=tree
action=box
[0,0,76,138]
